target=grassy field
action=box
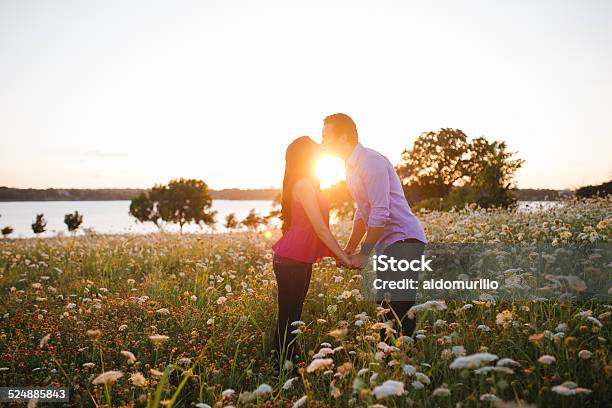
[0,198,611,407]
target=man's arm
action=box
[351,162,391,267]
[344,210,367,254]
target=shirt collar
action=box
[346,143,364,169]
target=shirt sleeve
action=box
[362,158,390,228]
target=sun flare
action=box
[316,156,345,189]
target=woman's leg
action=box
[273,256,312,361]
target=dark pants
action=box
[377,238,425,339]
[272,254,312,361]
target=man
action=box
[321,113,427,339]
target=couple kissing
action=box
[271,113,427,362]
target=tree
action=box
[465,137,524,208]
[264,192,282,226]
[241,209,265,230]
[397,128,470,202]
[576,180,612,198]
[31,213,47,235]
[398,128,524,209]
[158,178,216,233]
[323,181,355,220]
[225,213,239,229]
[129,187,163,229]
[64,211,83,232]
[1,226,13,238]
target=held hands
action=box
[349,252,368,269]
[336,246,366,270]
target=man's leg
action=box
[382,239,425,338]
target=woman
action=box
[271,136,351,362]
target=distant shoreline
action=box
[0,186,569,202]
[0,187,280,202]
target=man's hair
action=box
[323,113,358,144]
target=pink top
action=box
[272,188,334,263]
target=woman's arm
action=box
[293,179,351,266]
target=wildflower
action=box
[156,308,170,315]
[406,300,447,319]
[86,329,102,338]
[221,389,235,398]
[497,358,520,367]
[475,366,514,375]
[414,372,430,385]
[216,296,227,305]
[402,364,416,375]
[411,381,424,390]
[150,368,164,377]
[377,342,399,353]
[337,362,353,376]
[328,328,348,339]
[254,383,272,395]
[496,310,513,325]
[39,334,51,348]
[449,353,498,369]
[538,355,556,365]
[586,316,603,327]
[92,370,123,385]
[373,380,404,399]
[283,377,297,390]
[480,393,500,402]
[451,345,466,356]
[432,386,451,397]
[149,334,170,347]
[564,336,578,348]
[130,372,147,387]
[82,363,95,368]
[66,303,77,309]
[292,395,307,408]
[578,350,592,359]
[357,368,369,377]
[551,382,592,396]
[313,347,334,359]
[178,357,191,366]
[120,350,136,363]
[307,358,334,373]
[528,332,545,345]
[330,380,341,398]
[190,295,197,302]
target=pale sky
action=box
[1,0,611,190]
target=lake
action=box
[0,200,560,238]
[0,200,276,238]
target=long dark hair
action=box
[281,136,320,233]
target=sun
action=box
[316,156,345,189]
